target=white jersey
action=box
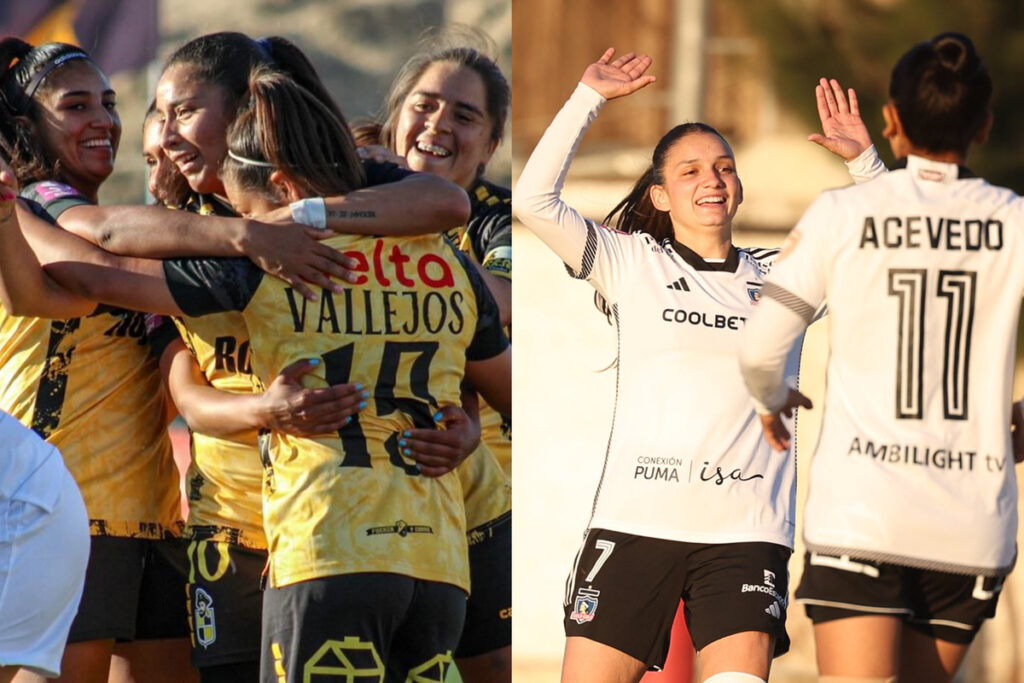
[514,83,800,548]
[742,154,1024,575]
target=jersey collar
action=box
[665,238,740,272]
[893,155,976,181]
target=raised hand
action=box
[581,48,656,101]
[807,77,874,162]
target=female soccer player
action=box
[0,158,89,683]
[0,39,193,683]
[354,33,514,681]
[740,32,1017,683]
[514,49,803,683]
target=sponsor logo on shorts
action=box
[570,588,600,624]
[365,520,433,537]
[765,600,782,619]
[194,587,216,648]
[741,567,787,608]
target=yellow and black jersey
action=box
[167,313,268,550]
[169,191,267,549]
[458,441,510,540]
[163,163,412,549]
[163,231,508,591]
[0,181,182,538]
[444,178,512,477]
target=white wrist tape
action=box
[289,197,327,229]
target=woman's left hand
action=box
[581,48,657,101]
[758,389,813,452]
[399,405,482,477]
[807,77,873,162]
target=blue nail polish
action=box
[414,463,421,473]
[359,401,367,410]
[398,439,407,447]
[402,430,411,438]
[433,411,443,422]
[361,390,370,399]
[355,383,363,390]
[344,416,352,425]
[308,358,320,366]
[403,448,412,456]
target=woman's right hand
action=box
[807,77,873,162]
[581,48,656,101]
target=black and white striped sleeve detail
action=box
[762,282,816,324]
[564,219,599,280]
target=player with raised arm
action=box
[739,32,1018,683]
[514,49,805,683]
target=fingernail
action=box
[361,390,370,399]
[332,283,344,294]
[402,430,411,438]
[355,383,363,390]
[346,273,361,283]
[398,439,407,447]
[358,401,367,410]
[308,358,320,366]
[403,448,412,456]
[344,416,352,425]
[433,411,443,422]
[414,463,421,473]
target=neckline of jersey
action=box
[892,156,976,179]
[665,238,740,272]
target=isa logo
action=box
[570,588,601,624]
[194,587,216,648]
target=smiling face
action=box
[141,115,164,199]
[156,63,233,196]
[393,61,498,190]
[649,131,742,242]
[32,59,120,201]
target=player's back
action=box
[803,155,1024,573]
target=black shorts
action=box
[796,551,1005,645]
[563,529,790,670]
[187,540,266,668]
[456,512,511,658]
[69,535,190,643]
[261,573,466,683]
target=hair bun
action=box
[932,33,973,74]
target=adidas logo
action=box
[765,601,782,619]
[666,276,690,291]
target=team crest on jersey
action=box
[570,588,600,624]
[193,587,216,648]
[746,281,762,305]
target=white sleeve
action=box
[845,144,887,184]
[512,83,643,301]
[739,192,837,412]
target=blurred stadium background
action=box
[513,1,1024,681]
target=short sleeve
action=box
[20,180,91,219]
[162,257,264,317]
